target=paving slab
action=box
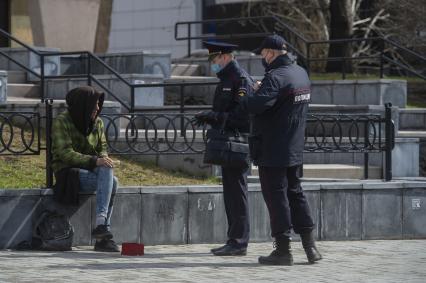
[0,240,425,282]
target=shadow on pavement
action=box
[46,261,263,269]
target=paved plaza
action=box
[0,240,425,283]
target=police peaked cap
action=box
[203,41,238,60]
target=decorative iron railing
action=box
[0,103,395,186]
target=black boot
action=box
[301,232,322,264]
[258,237,293,265]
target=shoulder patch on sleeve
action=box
[238,90,246,97]
[237,85,247,97]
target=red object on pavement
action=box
[121,243,144,256]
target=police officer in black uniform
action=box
[194,41,254,256]
[240,35,322,265]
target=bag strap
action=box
[219,112,243,138]
[220,112,229,132]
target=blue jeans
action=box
[79,166,118,227]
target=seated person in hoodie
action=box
[51,86,119,252]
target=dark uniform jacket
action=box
[245,54,311,167]
[212,60,254,133]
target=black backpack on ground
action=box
[31,210,74,251]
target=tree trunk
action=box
[326,0,354,73]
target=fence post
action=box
[187,23,191,57]
[131,85,135,113]
[87,53,92,86]
[180,85,185,137]
[40,53,45,101]
[130,86,135,136]
[45,99,54,188]
[384,103,393,181]
[364,120,369,179]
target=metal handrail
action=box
[174,16,425,80]
[0,28,41,55]
[382,55,426,80]
[383,38,426,62]
[176,32,273,41]
[0,27,222,113]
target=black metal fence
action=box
[0,112,41,155]
[0,103,395,187]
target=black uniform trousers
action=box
[221,164,250,245]
[258,165,314,239]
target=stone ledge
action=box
[3,179,426,197]
[140,186,188,194]
[1,179,426,249]
[362,181,406,189]
[320,182,364,190]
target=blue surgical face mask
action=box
[211,63,222,73]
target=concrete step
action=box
[399,108,426,131]
[7,83,40,98]
[250,164,382,180]
[398,130,426,138]
[171,64,202,76]
[3,70,27,83]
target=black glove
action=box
[193,111,227,127]
[191,116,205,127]
[193,111,215,123]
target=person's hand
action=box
[96,157,114,168]
[192,111,213,127]
[193,111,225,126]
[191,117,205,127]
[253,81,262,91]
[199,111,220,123]
[194,111,210,121]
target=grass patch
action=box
[0,125,219,189]
[407,102,426,108]
[0,153,220,189]
[0,154,47,189]
[112,156,220,187]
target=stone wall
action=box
[45,74,164,110]
[61,51,172,79]
[0,47,60,82]
[399,109,426,130]
[311,79,407,108]
[163,78,408,108]
[1,180,425,249]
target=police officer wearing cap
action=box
[194,41,254,256]
[240,34,322,265]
